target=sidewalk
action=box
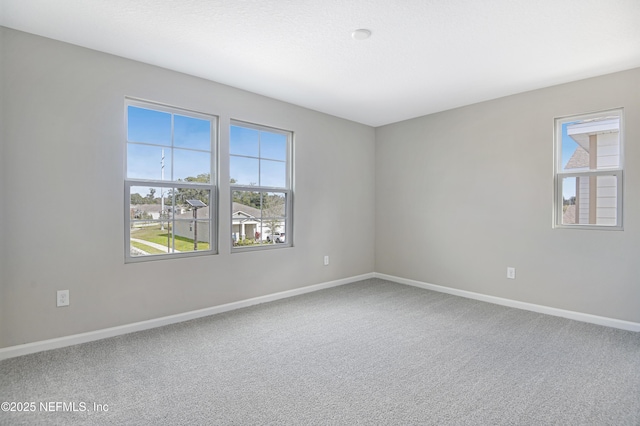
[130,238,181,253]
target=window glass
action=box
[127,106,171,146]
[126,100,217,261]
[174,114,211,150]
[230,122,292,250]
[555,109,623,229]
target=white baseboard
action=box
[375,273,640,332]
[3,271,635,361]
[0,273,375,361]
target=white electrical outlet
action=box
[57,290,69,307]
[324,255,329,266]
[507,267,516,280]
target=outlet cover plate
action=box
[57,290,69,307]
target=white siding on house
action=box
[578,177,590,224]
[597,132,620,169]
[174,221,211,244]
[596,175,617,225]
[576,174,618,225]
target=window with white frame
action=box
[230,121,292,249]
[555,108,623,229]
[125,99,217,261]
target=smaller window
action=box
[230,121,292,250]
[554,109,623,229]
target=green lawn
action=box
[131,225,210,252]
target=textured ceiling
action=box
[2,0,639,126]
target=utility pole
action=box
[160,149,165,231]
[186,200,207,251]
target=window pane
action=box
[232,223,262,246]
[127,145,171,180]
[264,223,286,244]
[231,191,287,246]
[561,175,618,226]
[173,187,210,211]
[595,132,620,169]
[231,193,261,247]
[230,156,259,185]
[260,159,286,188]
[563,116,620,172]
[261,192,286,218]
[174,149,211,182]
[174,115,211,151]
[596,175,618,225]
[127,106,171,146]
[560,177,577,224]
[262,192,286,243]
[130,185,167,214]
[173,220,210,252]
[260,131,287,161]
[130,222,175,257]
[233,190,261,213]
[230,125,259,157]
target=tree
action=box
[232,190,261,209]
[130,193,145,205]
[175,174,210,205]
[231,178,261,209]
[146,188,156,204]
[262,193,285,242]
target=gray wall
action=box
[0,28,6,347]
[0,28,375,348]
[2,26,638,349]
[375,68,640,323]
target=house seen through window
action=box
[125,99,217,261]
[230,121,292,250]
[555,109,623,229]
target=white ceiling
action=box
[2,0,639,127]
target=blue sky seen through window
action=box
[174,114,211,151]
[561,122,579,170]
[230,126,259,157]
[230,125,287,188]
[127,107,171,146]
[560,121,579,200]
[127,106,212,198]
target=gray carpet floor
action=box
[1,278,639,425]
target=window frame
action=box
[230,119,293,252]
[554,108,624,230]
[125,98,218,262]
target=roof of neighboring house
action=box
[565,145,589,169]
[232,202,261,218]
[130,204,163,213]
[131,202,262,220]
[176,207,210,219]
